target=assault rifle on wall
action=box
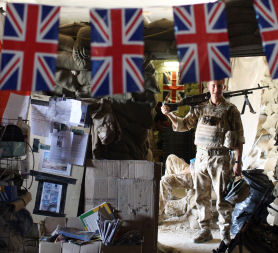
[164,84,269,114]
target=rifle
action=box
[164,84,269,114]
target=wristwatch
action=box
[234,160,242,164]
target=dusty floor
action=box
[158,215,222,253]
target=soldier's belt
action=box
[197,147,230,156]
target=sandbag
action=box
[72,26,91,70]
[55,69,81,92]
[262,113,278,131]
[56,51,87,71]
[77,70,91,86]
[59,23,87,37]
[58,34,74,52]
[131,73,159,109]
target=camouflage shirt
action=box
[173,98,245,149]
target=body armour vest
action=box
[194,102,233,149]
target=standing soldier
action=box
[161,79,245,247]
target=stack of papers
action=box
[79,202,115,233]
[52,225,99,242]
[97,218,121,246]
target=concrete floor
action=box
[158,229,221,253]
[157,216,222,253]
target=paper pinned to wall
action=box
[0,92,30,124]
[70,132,89,165]
[30,97,89,137]
[49,129,72,164]
[38,144,72,176]
[30,103,53,137]
[48,129,88,166]
[51,99,82,126]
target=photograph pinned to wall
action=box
[32,172,76,218]
[49,129,72,164]
[39,182,62,214]
[38,144,72,176]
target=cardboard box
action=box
[62,241,142,253]
[39,217,142,253]
[85,160,162,253]
[39,241,62,253]
[40,237,142,253]
[43,217,67,235]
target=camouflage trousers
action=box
[194,149,233,238]
[159,154,193,215]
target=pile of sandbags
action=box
[257,77,278,180]
[55,23,91,96]
[254,76,278,226]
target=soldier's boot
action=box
[220,230,231,245]
[212,240,229,253]
[193,228,213,243]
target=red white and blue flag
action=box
[0,3,60,91]
[90,8,144,97]
[163,71,184,103]
[0,12,4,52]
[253,0,278,79]
[173,2,231,83]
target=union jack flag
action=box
[0,3,60,91]
[163,71,184,103]
[0,12,4,52]
[253,0,278,79]
[90,8,144,97]
[173,2,231,83]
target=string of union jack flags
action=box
[0,0,277,97]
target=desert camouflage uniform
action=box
[159,154,193,215]
[173,98,244,241]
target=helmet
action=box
[224,177,250,205]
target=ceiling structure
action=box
[1,0,216,23]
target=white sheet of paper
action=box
[48,130,88,166]
[71,133,89,166]
[70,100,82,125]
[30,98,84,137]
[2,93,30,124]
[30,104,52,137]
[52,99,82,125]
[53,100,72,124]
[49,129,72,164]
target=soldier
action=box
[161,79,244,246]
